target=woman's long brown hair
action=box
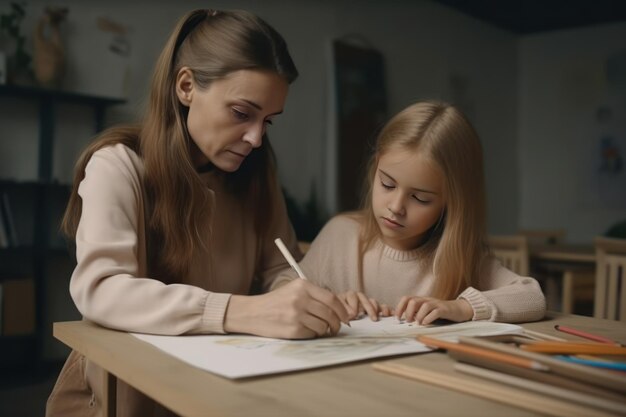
[62,9,298,280]
[358,101,488,300]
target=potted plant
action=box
[0,2,32,84]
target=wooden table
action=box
[531,244,595,263]
[530,244,596,314]
[53,313,626,417]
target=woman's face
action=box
[372,147,446,251]
[177,68,289,171]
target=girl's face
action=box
[372,147,446,250]
[177,68,289,171]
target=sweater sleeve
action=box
[70,148,229,336]
[457,258,546,323]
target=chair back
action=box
[518,229,566,245]
[488,235,529,276]
[594,237,626,321]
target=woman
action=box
[47,9,348,417]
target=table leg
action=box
[561,272,573,314]
[102,370,117,417]
[545,276,561,311]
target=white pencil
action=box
[274,238,307,279]
[274,238,351,327]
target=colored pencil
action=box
[454,362,626,415]
[520,342,626,355]
[554,324,622,346]
[458,336,626,394]
[417,335,549,371]
[576,354,614,363]
[523,328,567,342]
[481,334,541,345]
[555,355,626,372]
[373,362,612,417]
[448,349,626,402]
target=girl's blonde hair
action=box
[62,9,298,280]
[359,101,487,299]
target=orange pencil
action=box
[417,335,549,371]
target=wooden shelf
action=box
[0,84,125,365]
[0,84,125,106]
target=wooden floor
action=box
[0,361,63,417]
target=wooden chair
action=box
[594,237,626,321]
[523,228,593,314]
[488,235,529,276]
[556,269,595,315]
[518,228,566,245]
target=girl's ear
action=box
[175,67,194,106]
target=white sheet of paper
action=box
[132,317,523,379]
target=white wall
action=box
[519,22,626,243]
[1,0,519,231]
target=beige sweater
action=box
[275,215,546,323]
[47,144,301,417]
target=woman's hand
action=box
[223,279,350,339]
[337,291,392,321]
[394,296,473,325]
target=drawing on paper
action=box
[132,316,523,379]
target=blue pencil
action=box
[555,355,626,372]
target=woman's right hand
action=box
[223,279,350,339]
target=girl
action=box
[47,9,348,417]
[275,101,546,325]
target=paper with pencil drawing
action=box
[132,317,523,379]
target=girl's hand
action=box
[394,296,473,325]
[224,279,350,339]
[337,291,392,321]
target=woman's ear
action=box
[175,67,194,106]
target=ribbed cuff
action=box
[200,292,232,334]
[458,287,494,321]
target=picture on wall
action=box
[593,104,626,208]
[588,50,626,209]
